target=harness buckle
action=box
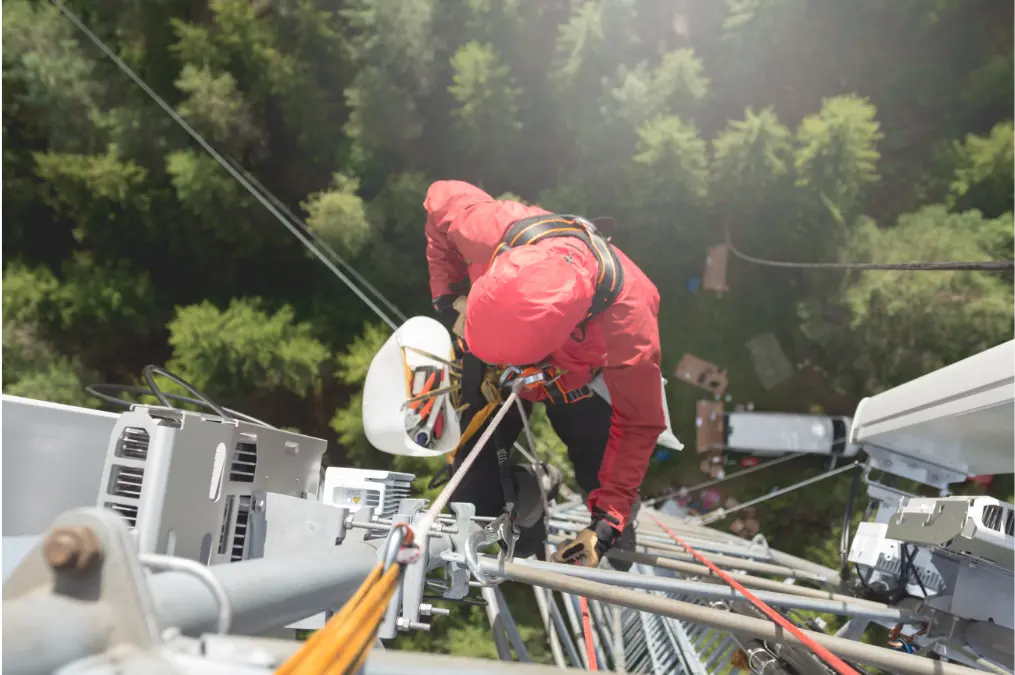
[498,364,561,390]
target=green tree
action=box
[448,41,524,185]
[167,298,332,405]
[794,95,883,218]
[946,121,1015,217]
[800,206,1014,393]
[303,173,372,256]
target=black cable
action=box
[902,543,929,598]
[85,369,276,428]
[853,563,874,592]
[839,465,862,584]
[896,545,915,602]
[142,365,233,419]
[724,221,1015,272]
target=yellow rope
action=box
[444,399,498,464]
[276,563,401,675]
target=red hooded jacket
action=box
[424,180,666,531]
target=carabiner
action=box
[464,512,518,586]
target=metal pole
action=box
[560,590,589,669]
[507,558,915,623]
[532,584,571,669]
[765,548,841,581]
[644,452,807,506]
[481,586,515,661]
[546,588,584,668]
[622,541,835,583]
[493,586,532,662]
[611,605,626,673]
[482,559,984,675]
[637,521,736,544]
[150,542,378,636]
[550,533,833,583]
[586,598,614,668]
[607,550,887,608]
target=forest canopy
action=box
[3,0,1013,659]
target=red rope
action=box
[648,514,859,675]
[579,595,598,671]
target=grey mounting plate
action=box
[4,508,164,674]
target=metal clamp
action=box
[465,513,518,586]
[139,553,232,634]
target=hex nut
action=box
[43,526,103,573]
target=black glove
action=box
[433,294,459,333]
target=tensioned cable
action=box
[50,0,400,331]
[723,221,1015,272]
[644,451,807,506]
[699,461,861,525]
[222,156,407,324]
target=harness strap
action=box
[491,213,625,327]
[541,379,593,405]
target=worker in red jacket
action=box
[425,179,667,568]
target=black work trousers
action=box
[449,392,614,558]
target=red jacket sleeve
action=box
[587,265,666,532]
[588,360,667,531]
[425,220,467,300]
[423,180,491,299]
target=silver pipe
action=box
[508,558,915,623]
[150,542,378,636]
[611,605,626,673]
[532,584,570,669]
[547,588,584,668]
[608,549,886,607]
[481,586,514,661]
[626,541,834,583]
[484,559,983,675]
[493,586,531,662]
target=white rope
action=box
[415,387,520,537]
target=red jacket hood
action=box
[465,241,597,366]
[423,180,495,231]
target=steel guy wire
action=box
[222,156,407,325]
[51,0,400,331]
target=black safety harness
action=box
[492,213,625,329]
[490,213,625,405]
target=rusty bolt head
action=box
[43,526,102,573]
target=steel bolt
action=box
[43,526,102,573]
